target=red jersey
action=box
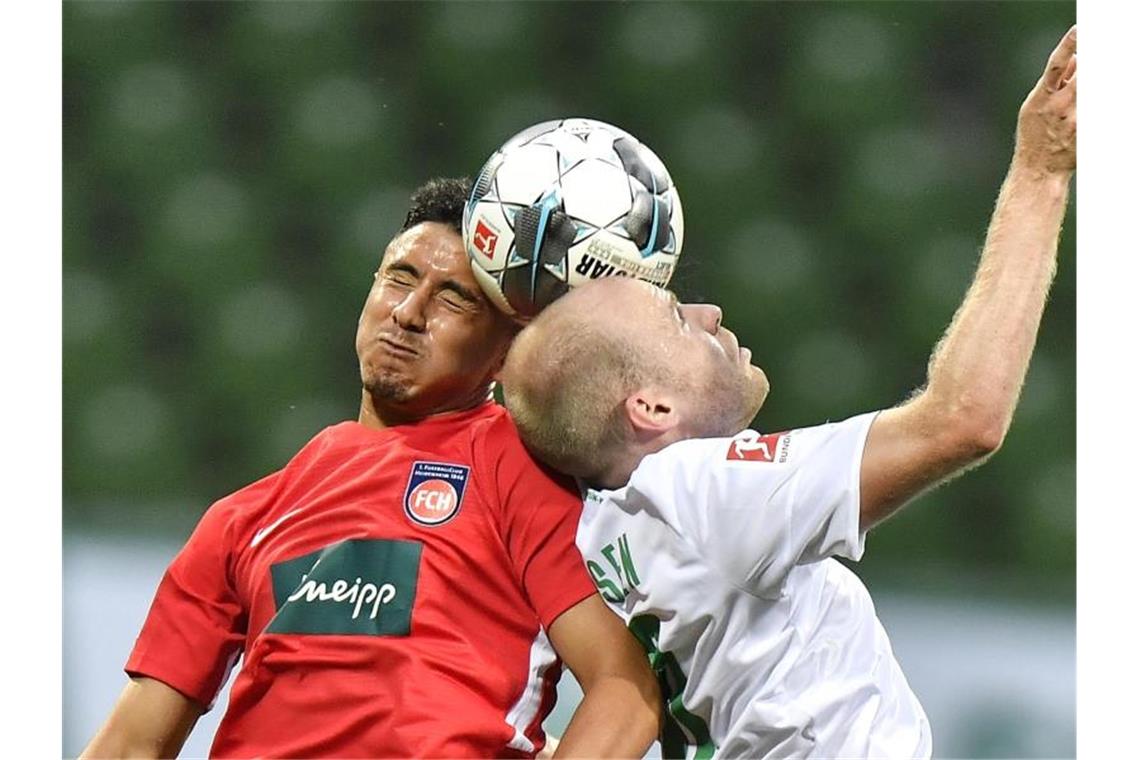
[126,402,596,758]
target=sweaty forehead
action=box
[384,223,474,275]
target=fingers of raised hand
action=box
[1014,25,1077,172]
[1059,67,1076,115]
[1060,54,1077,90]
[1043,25,1077,92]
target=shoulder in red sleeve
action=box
[125,469,282,707]
[473,405,596,629]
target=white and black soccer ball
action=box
[463,118,684,319]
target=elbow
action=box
[943,406,1008,462]
[970,421,1008,457]
[919,389,1009,463]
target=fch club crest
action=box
[403,461,470,527]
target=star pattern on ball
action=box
[464,118,683,317]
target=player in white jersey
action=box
[575,417,928,757]
[501,27,1076,760]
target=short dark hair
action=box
[400,177,472,236]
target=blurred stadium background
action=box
[63,2,1075,757]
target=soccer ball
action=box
[463,118,684,319]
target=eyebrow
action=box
[440,280,483,305]
[384,261,483,306]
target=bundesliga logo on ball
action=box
[463,118,684,319]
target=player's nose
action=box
[391,289,429,332]
[682,303,723,335]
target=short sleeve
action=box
[124,486,260,708]
[480,418,596,630]
[625,412,877,598]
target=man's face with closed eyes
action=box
[355,222,517,420]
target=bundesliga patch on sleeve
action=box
[726,431,791,463]
[403,461,470,526]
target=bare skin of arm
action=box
[547,594,662,758]
[860,26,1077,529]
[79,677,203,759]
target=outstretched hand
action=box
[1015,25,1077,175]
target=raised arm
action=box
[80,677,203,759]
[547,594,662,758]
[860,25,1077,529]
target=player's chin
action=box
[743,370,769,418]
[364,372,415,404]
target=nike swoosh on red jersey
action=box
[250,509,304,548]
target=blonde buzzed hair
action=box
[503,297,672,483]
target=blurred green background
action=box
[64,0,1075,601]
[63,2,1076,756]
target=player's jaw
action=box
[719,325,769,420]
[359,336,424,404]
[677,308,769,436]
[359,322,507,419]
[726,337,770,430]
[685,352,768,438]
[741,361,770,424]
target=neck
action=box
[357,386,493,430]
[591,427,687,489]
[589,447,644,490]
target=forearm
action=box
[546,594,662,758]
[553,675,660,758]
[80,678,201,759]
[81,722,190,760]
[922,160,1071,446]
[81,727,178,760]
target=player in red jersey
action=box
[80,178,661,759]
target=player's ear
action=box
[624,387,681,440]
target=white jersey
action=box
[577,413,931,759]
